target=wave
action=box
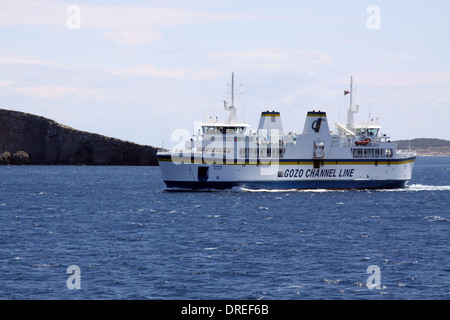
[163,187,228,193]
[376,184,450,192]
[424,215,450,222]
[164,184,450,193]
[238,187,300,193]
[163,186,337,193]
[406,184,450,191]
[238,187,346,193]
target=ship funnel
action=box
[303,111,329,135]
[257,111,284,135]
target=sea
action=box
[0,156,448,300]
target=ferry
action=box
[157,74,416,190]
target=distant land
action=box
[395,138,450,156]
[0,109,159,165]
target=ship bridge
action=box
[353,124,381,137]
[200,123,249,135]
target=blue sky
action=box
[1,0,449,148]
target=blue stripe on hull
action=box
[164,179,408,190]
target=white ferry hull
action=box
[158,154,415,190]
[157,75,417,190]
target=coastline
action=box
[0,108,159,166]
[414,153,450,157]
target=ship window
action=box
[385,148,393,158]
[271,116,276,123]
[364,148,374,158]
[236,127,246,134]
[272,148,278,157]
[374,148,381,157]
[367,128,379,136]
[260,148,271,158]
[352,148,363,158]
[203,126,222,134]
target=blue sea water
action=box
[0,157,448,300]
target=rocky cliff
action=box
[0,109,159,165]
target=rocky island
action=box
[395,138,450,156]
[0,109,159,165]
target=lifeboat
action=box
[355,138,371,146]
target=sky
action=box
[1,0,449,148]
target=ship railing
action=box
[330,135,385,147]
[397,149,417,157]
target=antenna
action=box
[338,91,343,123]
[212,89,215,118]
[162,118,167,149]
[349,75,353,110]
[231,71,234,108]
[242,93,246,122]
[346,75,359,130]
[224,71,243,124]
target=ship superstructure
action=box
[157,74,416,189]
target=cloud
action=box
[81,5,228,30]
[102,29,162,46]
[207,48,331,72]
[0,0,65,27]
[0,51,50,65]
[356,70,450,88]
[92,48,329,83]
[116,65,223,81]
[0,80,14,87]
[0,0,258,45]
[15,86,105,100]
